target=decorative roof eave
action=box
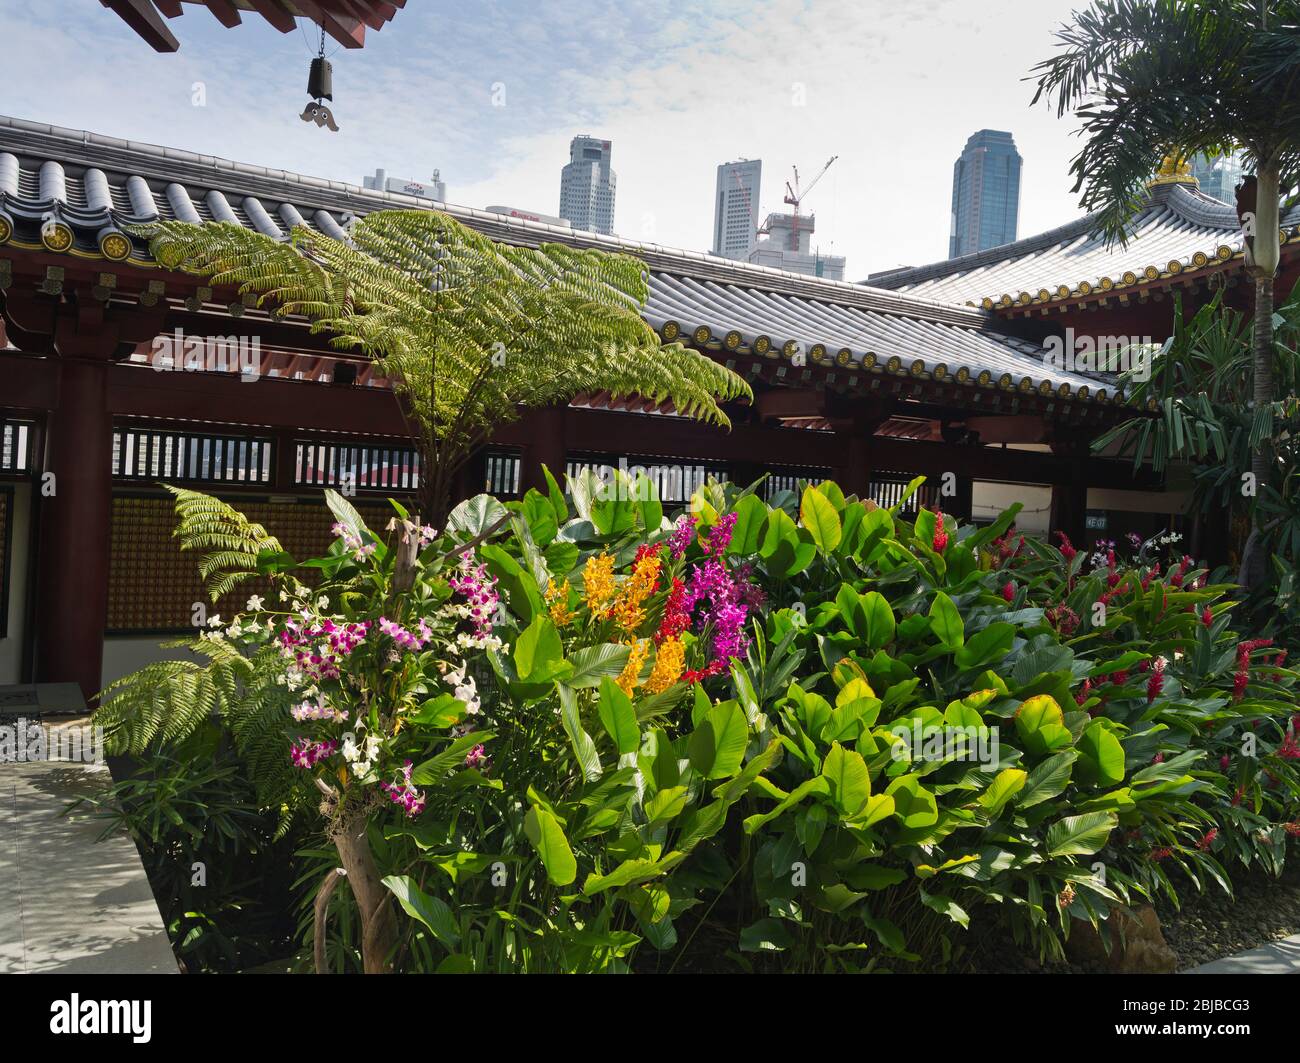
[665,330,1158,420]
[974,229,1300,315]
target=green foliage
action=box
[133,212,751,518]
[97,471,1300,973]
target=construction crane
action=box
[782,155,838,251]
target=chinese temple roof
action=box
[866,179,1300,311]
[0,115,1129,405]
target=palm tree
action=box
[142,211,751,523]
[1032,0,1300,588]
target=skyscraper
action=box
[949,130,1022,259]
[713,159,761,259]
[559,135,616,235]
[1190,151,1245,204]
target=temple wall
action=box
[0,482,31,685]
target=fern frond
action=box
[167,486,283,602]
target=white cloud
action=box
[0,0,1092,279]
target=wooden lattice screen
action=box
[107,493,394,633]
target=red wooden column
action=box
[519,405,568,495]
[36,353,113,704]
[1049,442,1089,549]
[841,433,872,498]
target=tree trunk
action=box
[1238,161,1281,591]
[330,805,399,973]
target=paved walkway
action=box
[1185,935,1300,975]
[0,757,177,974]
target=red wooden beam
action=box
[203,0,243,28]
[245,0,298,34]
[0,353,59,412]
[99,0,179,51]
[318,10,367,48]
[0,353,1151,490]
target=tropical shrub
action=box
[982,521,1300,890]
[95,469,1300,973]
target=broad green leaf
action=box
[928,591,964,650]
[597,676,640,754]
[861,591,896,650]
[739,918,794,952]
[643,785,689,825]
[558,684,602,781]
[382,875,461,949]
[514,613,564,681]
[447,493,508,539]
[821,741,873,817]
[411,732,496,785]
[521,489,559,546]
[1046,811,1117,858]
[687,700,748,779]
[954,622,1014,670]
[541,463,569,525]
[978,768,1027,816]
[583,856,672,895]
[1017,751,1078,808]
[743,776,830,834]
[727,494,768,555]
[1075,722,1126,788]
[800,485,842,552]
[567,642,632,688]
[918,887,970,928]
[884,774,938,828]
[525,804,578,885]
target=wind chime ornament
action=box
[300,28,339,132]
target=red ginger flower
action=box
[1146,659,1165,703]
[1056,531,1077,560]
[1001,580,1015,602]
[932,510,948,553]
[1198,828,1218,851]
[1202,606,1213,627]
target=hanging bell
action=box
[308,56,333,101]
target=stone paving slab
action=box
[0,759,177,974]
[1184,935,1300,975]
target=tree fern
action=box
[133,211,752,521]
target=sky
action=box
[0,0,1096,278]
